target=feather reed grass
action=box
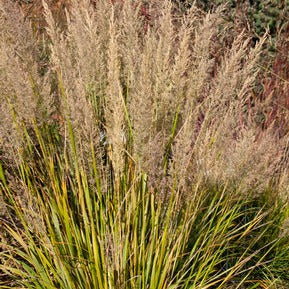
[0,0,288,288]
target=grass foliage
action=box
[0,0,288,288]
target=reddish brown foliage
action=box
[260,28,289,136]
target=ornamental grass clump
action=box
[1,144,288,288]
[0,0,288,288]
